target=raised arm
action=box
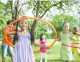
[47,38,58,49]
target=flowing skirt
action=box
[13,40,35,62]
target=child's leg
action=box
[9,46,14,62]
[9,46,14,56]
[3,44,8,58]
[67,47,74,61]
[40,53,43,62]
[40,53,47,62]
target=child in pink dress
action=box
[40,33,48,62]
[35,33,56,62]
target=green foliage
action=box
[27,0,66,17]
[35,21,53,39]
[0,17,6,30]
[51,14,78,32]
[32,1,52,16]
[27,19,53,39]
[0,1,12,31]
[0,2,5,9]
[27,0,53,17]
[35,21,46,38]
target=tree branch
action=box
[17,2,27,15]
[40,1,63,18]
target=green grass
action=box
[0,39,80,62]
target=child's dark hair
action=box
[7,21,11,25]
[40,33,44,41]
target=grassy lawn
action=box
[0,39,80,62]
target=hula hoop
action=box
[4,16,80,49]
[5,16,57,48]
[63,43,80,49]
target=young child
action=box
[40,33,47,62]
[39,33,56,62]
[13,20,35,62]
[3,21,15,62]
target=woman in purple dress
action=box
[13,21,35,62]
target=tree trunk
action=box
[13,0,19,45]
[30,19,37,44]
[30,1,39,44]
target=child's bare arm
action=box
[47,38,58,49]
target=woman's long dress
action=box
[60,32,74,61]
[13,32,35,62]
